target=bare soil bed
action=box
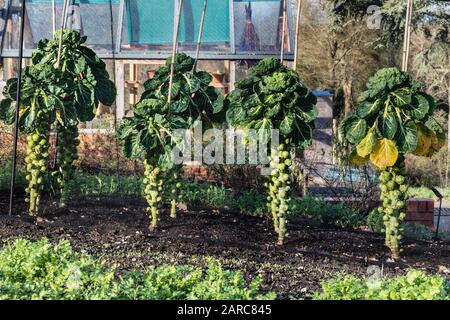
[1,194,449,299]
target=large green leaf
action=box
[343,116,367,144]
[280,113,294,136]
[0,98,16,124]
[424,116,444,134]
[195,71,212,85]
[265,104,281,118]
[254,118,273,144]
[170,96,190,113]
[95,78,116,106]
[292,119,313,148]
[206,87,224,114]
[51,96,78,128]
[396,120,418,153]
[116,119,135,140]
[298,104,318,122]
[226,106,246,126]
[75,81,97,122]
[392,90,412,107]
[3,78,18,100]
[378,112,398,139]
[407,94,430,120]
[356,99,382,119]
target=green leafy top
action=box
[341,67,445,169]
[0,29,116,133]
[226,58,317,148]
[0,65,62,132]
[143,53,225,126]
[32,29,117,120]
[116,53,225,165]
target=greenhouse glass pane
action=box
[1,0,119,52]
[122,0,230,52]
[124,0,174,45]
[233,0,294,54]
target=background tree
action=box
[413,27,450,185]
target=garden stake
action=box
[293,0,303,71]
[109,0,122,193]
[192,0,207,73]
[8,0,27,216]
[56,0,70,69]
[52,0,70,173]
[52,0,56,33]
[402,0,414,72]
[280,0,287,64]
[168,0,184,105]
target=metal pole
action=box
[8,0,27,216]
[435,197,442,239]
[293,0,303,71]
[192,0,207,73]
[168,0,184,105]
[280,0,287,64]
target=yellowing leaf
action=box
[350,149,369,166]
[426,131,445,157]
[414,124,432,157]
[370,138,399,169]
[19,105,27,118]
[356,129,377,157]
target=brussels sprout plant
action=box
[226,59,318,245]
[32,30,116,207]
[116,53,224,229]
[0,30,116,215]
[341,67,445,259]
[1,65,65,215]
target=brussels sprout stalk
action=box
[24,117,51,216]
[378,157,408,259]
[268,143,292,245]
[168,165,183,219]
[144,161,163,230]
[54,124,79,208]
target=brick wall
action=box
[405,198,434,228]
[327,198,434,229]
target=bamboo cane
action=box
[168,0,184,105]
[294,0,303,71]
[56,0,69,69]
[402,0,413,72]
[280,0,287,64]
[405,0,414,71]
[52,0,56,34]
[193,0,208,73]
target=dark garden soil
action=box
[0,194,449,299]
